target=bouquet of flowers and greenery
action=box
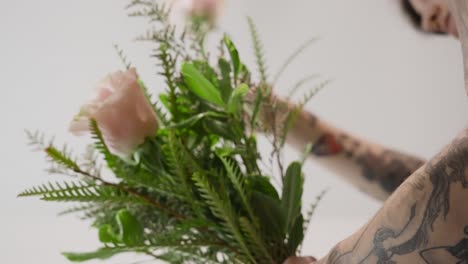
[19,0,326,263]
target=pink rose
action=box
[169,0,224,24]
[70,68,158,157]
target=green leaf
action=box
[287,214,304,255]
[181,63,225,107]
[115,209,144,246]
[214,146,248,157]
[223,35,241,80]
[250,191,284,241]
[281,162,304,233]
[202,118,238,141]
[218,58,233,101]
[166,111,226,129]
[192,60,219,87]
[247,175,279,200]
[227,83,249,115]
[63,247,131,262]
[98,224,119,244]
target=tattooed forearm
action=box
[318,129,468,264]
[311,132,424,196]
[256,94,426,200]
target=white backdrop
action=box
[1,0,467,263]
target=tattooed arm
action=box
[264,97,425,201]
[312,128,468,264]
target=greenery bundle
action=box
[19,1,326,263]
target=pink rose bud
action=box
[70,68,158,157]
[169,0,224,24]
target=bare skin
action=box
[315,128,468,264]
[282,0,468,263]
[282,128,467,264]
[409,0,458,36]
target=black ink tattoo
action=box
[385,134,468,257]
[327,130,468,264]
[312,133,424,193]
[354,149,424,193]
[311,133,343,156]
[419,226,468,263]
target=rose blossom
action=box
[168,0,224,25]
[70,68,158,157]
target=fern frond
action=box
[192,172,255,263]
[18,181,147,204]
[80,145,102,178]
[239,217,275,264]
[136,27,187,57]
[126,0,154,9]
[136,78,170,127]
[126,0,169,22]
[247,17,268,83]
[25,130,48,150]
[161,131,203,216]
[135,27,165,42]
[279,107,300,148]
[303,188,328,236]
[113,44,132,70]
[29,121,99,180]
[273,37,319,84]
[161,133,190,188]
[58,203,97,216]
[298,79,331,109]
[156,43,179,120]
[19,181,95,200]
[218,157,257,226]
[152,100,170,126]
[89,119,120,172]
[286,74,320,100]
[45,145,81,172]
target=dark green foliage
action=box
[282,162,304,234]
[20,1,326,263]
[98,209,145,246]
